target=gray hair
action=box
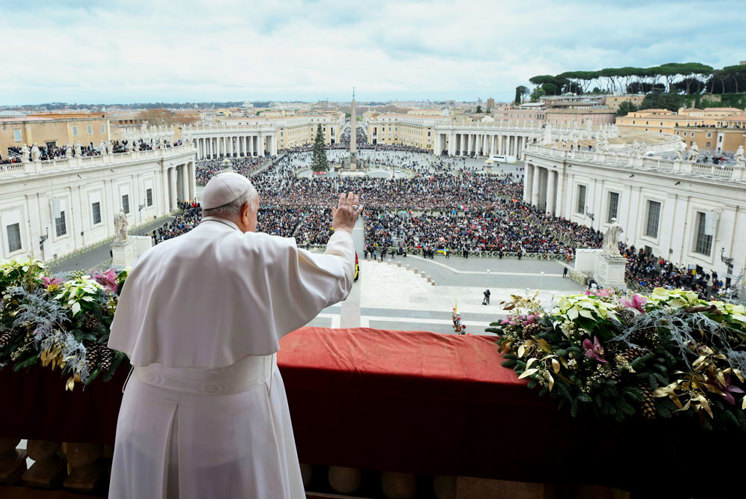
[202,184,259,219]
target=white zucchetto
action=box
[202,172,254,209]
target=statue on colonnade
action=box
[31,144,40,161]
[735,145,744,167]
[675,141,686,161]
[21,145,30,162]
[687,142,699,163]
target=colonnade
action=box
[433,132,534,159]
[192,134,277,160]
[164,162,197,210]
[524,162,561,217]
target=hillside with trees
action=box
[515,62,746,107]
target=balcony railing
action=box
[0,327,741,498]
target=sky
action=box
[1,0,744,106]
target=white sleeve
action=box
[269,230,355,337]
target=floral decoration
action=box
[487,288,746,431]
[0,258,128,390]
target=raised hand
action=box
[332,192,363,233]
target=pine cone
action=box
[0,330,19,348]
[85,315,100,332]
[638,383,656,420]
[616,347,647,365]
[522,322,542,338]
[99,346,113,372]
[85,343,100,371]
[604,368,622,383]
[628,328,654,346]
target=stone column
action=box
[531,165,541,205]
[0,437,26,485]
[22,440,65,488]
[189,162,196,200]
[524,164,533,203]
[258,134,265,156]
[447,133,455,156]
[169,167,178,210]
[546,169,557,216]
[181,164,190,202]
[249,135,254,156]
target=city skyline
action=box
[1,0,744,106]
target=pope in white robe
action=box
[107,172,361,498]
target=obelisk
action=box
[350,88,357,170]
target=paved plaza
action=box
[304,218,583,335]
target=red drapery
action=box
[0,327,742,495]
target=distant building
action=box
[617,107,746,153]
[525,144,746,292]
[0,146,195,261]
[0,113,111,158]
[604,94,646,112]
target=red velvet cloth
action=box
[278,327,553,478]
[0,327,742,495]
[278,328,746,495]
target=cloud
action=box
[0,0,743,105]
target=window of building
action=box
[55,210,67,237]
[122,194,130,214]
[6,223,21,253]
[87,125,93,135]
[101,124,106,133]
[645,201,661,238]
[676,131,679,136]
[13,130,21,142]
[146,188,153,207]
[607,192,619,223]
[72,126,79,137]
[694,212,713,256]
[706,132,712,138]
[91,202,102,225]
[706,142,711,147]
[576,185,586,214]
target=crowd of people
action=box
[148,148,735,299]
[196,156,272,185]
[620,243,735,299]
[363,199,602,258]
[151,201,203,245]
[1,139,180,165]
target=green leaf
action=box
[578,393,593,403]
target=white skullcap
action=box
[202,172,254,209]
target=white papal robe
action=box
[108,217,355,499]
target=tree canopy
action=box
[524,62,734,98]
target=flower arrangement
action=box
[487,288,746,431]
[0,258,128,390]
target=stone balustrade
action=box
[0,144,197,178]
[526,143,745,182]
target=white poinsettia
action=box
[53,275,103,316]
[646,287,703,309]
[0,257,45,278]
[551,294,618,324]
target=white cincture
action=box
[133,354,276,396]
